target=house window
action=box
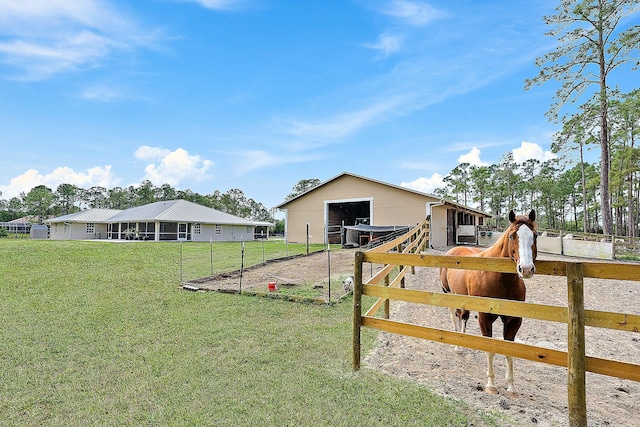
[215,225,221,235]
[194,223,201,234]
[86,223,95,234]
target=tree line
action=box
[434,89,639,236]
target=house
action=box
[0,216,36,234]
[275,172,490,248]
[45,199,273,242]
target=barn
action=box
[45,199,272,242]
[275,172,490,248]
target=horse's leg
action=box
[448,308,460,331]
[485,352,498,394]
[505,356,516,396]
[448,308,465,353]
[502,316,523,397]
[479,312,499,394]
[460,309,470,333]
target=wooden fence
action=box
[352,222,640,427]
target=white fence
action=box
[478,231,614,259]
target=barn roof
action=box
[275,171,491,217]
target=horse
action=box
[440,209,537,396]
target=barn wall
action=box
[429,207,448,248]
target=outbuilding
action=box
[275,172,490,248]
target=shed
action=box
[30,225,49,239]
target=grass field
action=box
[0,239,503,426]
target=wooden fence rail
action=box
[352,229,640,427]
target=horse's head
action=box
[507,209,537,279]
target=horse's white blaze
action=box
[516,225,535,278]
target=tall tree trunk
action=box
[598,22,612,235]
[580,140,587,234]
[628,131,637,238]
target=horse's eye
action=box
[509,233,514,240]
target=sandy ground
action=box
[365,251,640,427]
[194,249,640,426]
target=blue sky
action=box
[0,0,637,210]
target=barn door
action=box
[446,209,456,246]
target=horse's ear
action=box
[529,210,536,222]
[508,210,516,223]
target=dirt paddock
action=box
[197,249,640,426]
[194,250,382,301]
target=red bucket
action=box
[268,281,277,292]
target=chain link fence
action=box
[179,238,327,283]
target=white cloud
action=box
[0,165,117,199]
[276,95,411,143]
[361,33,404,57]
[80,83,134,102]
[135,146,214,186]
[382,0,447,26]
[512,141,556,164]
[187,0,243,10]
[235,149,325,175]
[269,3,546,154]
[134,145,171,160]
[400,173,445,193]
[0,0,160,80]
[457,147,488,166]
[238,150,278,172]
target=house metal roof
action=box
[45,209,123,223]
[46,200,273,226]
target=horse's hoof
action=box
[485,386,499,395]
[507,391,519,398]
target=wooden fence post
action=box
[567,262,587,427]
[384,275,390,319]
[397,243,405,288]
[352,251,364,371]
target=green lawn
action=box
[0,240,502,426]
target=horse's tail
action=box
[439,267,451,293]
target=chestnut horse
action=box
[440,210,537,396]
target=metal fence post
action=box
[352,251,364,371]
